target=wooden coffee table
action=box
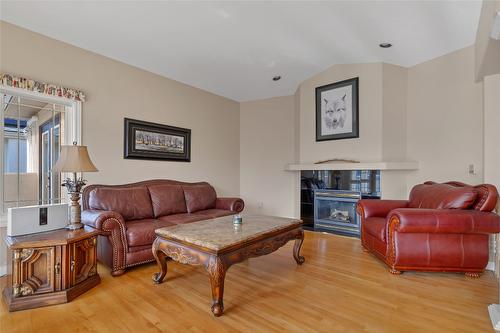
[152,215,304,316]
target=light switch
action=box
[468,164,476,175]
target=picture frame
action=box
[124,118,191,162]
[315,77,359,141]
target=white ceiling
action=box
[0,1,482,101]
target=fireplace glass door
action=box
[314,190,361,236]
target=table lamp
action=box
[52,142,98,230]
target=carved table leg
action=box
[293,230,305,265]
[152,248,169,284]
[205,256,227,317]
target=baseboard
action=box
[489,304,500,331]
[486,261,495,271]
[0,264,6,277]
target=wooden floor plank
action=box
[1,231,497,333]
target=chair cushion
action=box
[158,213,206,224]
[126,219,176,247]
[89,186,154,220]
[183,185,217,213]
[363,217,387,242]
[148,184,187,217]
[409,183,477,210]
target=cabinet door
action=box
[12,247,56,297]
[69,236,98,286]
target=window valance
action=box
[0,73,86,102]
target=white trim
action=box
[0,265,6,277]
[489,304,500,331]
[286,161,419,171]
[486,261,495,271]
[490,11,500,40]
[0,85,76,106]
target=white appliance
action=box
[7,203,69,236]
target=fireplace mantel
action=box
[285,161,419,171]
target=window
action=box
[0,90,81,224]
[3,118,28,173]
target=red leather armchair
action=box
[81,179,244,276]
[357,181,500,277]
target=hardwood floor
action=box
[1,231,497,333]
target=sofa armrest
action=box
[388,208,500,234]
[357,199,408,219]
[82,209,128,273]
[82,209,126,230]
[215,198,245,213]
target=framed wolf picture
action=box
[315,77,359,141]
[124,118,191,162]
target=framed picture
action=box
[124,118,191,162]
[315,77,359,141]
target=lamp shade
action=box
[52,145,98,173]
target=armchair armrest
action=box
[215,197,245,213]
[357,199,408,219]
[389,208,500,234]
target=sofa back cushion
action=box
[183,184,217,213]
[89,186,153,220]
[409,183,478,210]
[148,184,187,217]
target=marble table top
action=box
[155,215,302,251]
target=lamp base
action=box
[66,222,84,230]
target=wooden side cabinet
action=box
[2,226,100,311]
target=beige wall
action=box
[298,63,384,163]
[475,0,500,80]
[406,46,484,188]
[484,73,500,189]
[382,63,407,162]
[0,21,241,274]
[0,21,240,197]
[240,96,297,217]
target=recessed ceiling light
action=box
[272,76,281,81]
[379,43,392,48]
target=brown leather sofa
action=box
[81,179,244,276]
[357,181,500,277]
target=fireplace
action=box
[300,170,380,237]
[314,190,361,236]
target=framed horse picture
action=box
[315,77,359,141]
[124,118,191,162]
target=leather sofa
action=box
[81,179,244,276]
[357,181,500,277]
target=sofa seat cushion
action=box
[363,217,387,242]
[158,213,206,225]
[148,184,187,217]
[193,209,234,219]
[89,186,154,220]
[126,219,176,247]
[183,184,217,213]
[409,183,477,210]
